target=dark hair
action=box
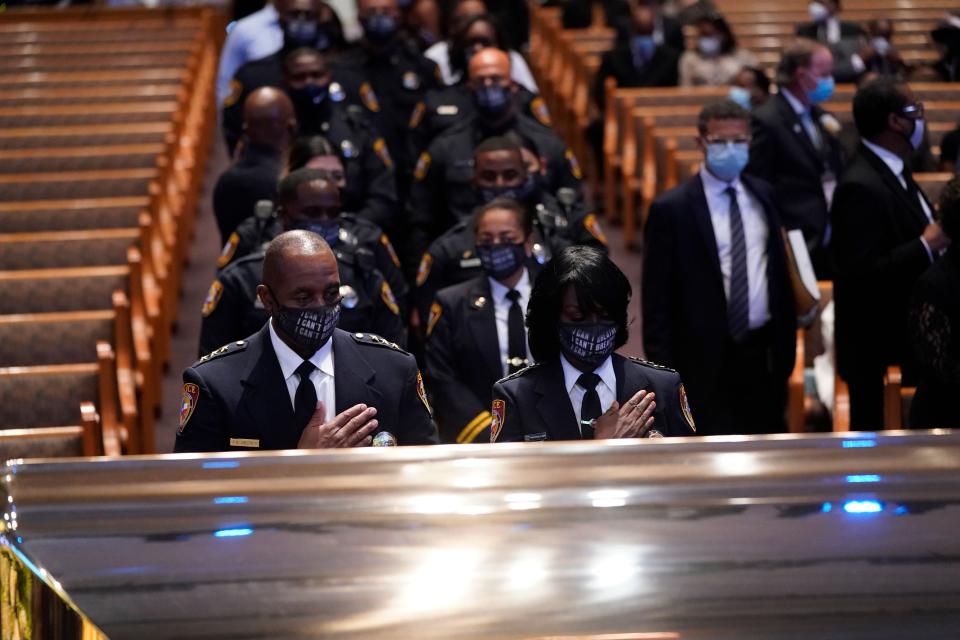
[938,177,960,241]
[450,13,508,77]
[525,246,631,362]
[741,66,771,94]
[277,167,332,204]
[697,12,737,54]
[852,77,909,139]
[288,135,337,171]
[472,197,533,236]
[775,38,821,85]
[283,46,325,74]
[697,99,751,135]
[475,135,522,156]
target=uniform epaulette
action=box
[628,356,677,373]
[196,340,248,365]
[497,362,542,384]
[351,332,404,352]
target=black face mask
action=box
[273,299,341,354]
[289,219,341,246]
[557,321,618,368]
[476,242,526,280]
[478,174,540,204]
[288,83,329,113]
[362,13,398,43]
[284,19,319,49]
[473,84,511,120]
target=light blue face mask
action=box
[807,75,835,104]
[706,142,750,183]
[630,35,656,64]
[728,86,753,110]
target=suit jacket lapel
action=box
[332,329,382,417]
[465,279,504,382]
[775,93,823,168]
[613,354,649,405]
[860,144,928,227]
[687,175,725,293]
[535,359,581,440]
[238,325,297,449]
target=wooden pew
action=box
[0,102,178,128]
[0,404,102,460]
[0,196,149,232]
[883,365,917,429]
[0,143,165,174]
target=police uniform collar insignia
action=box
[352,332,403,351]
[471,295,487,309]
[329,81,345,102]
[197,340,247,364]
[340,285,359,309]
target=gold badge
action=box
[223,79,243,108]
[229,438,260,448]
[178,383,199,433]
[201,280,224,317]
[373,137,393,169]
[490,399,506,442]
[530,96,552,128]
[380,233,401,268]
[416,252,433,286]
[408,101,426,129]
[679,383,696,432]
[583,213,608,246]
[416,370,432,415]
[380,281,400,316]
[360,82,381,112]
[426,301,442,336]
[458,410,492,444]
[413,151,431,182]
[216,231,240,268]
[565,148,583,180]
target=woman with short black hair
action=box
[491,246,697,442]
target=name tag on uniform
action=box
[230,438,260,448]
[524,433,548,442]
[437,105,459,116]
[460,257,481,268]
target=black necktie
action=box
[726,186,750,343]
[293,361,317,435]
[505,289,526,374]
[578,372,601,439]
[901,165,923,210]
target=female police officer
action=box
[490,246,697,442]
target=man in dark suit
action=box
[796,0,865,44]
[644,100,797,435]
[174,230,438,452]
[831,78,950,429]
[748,39,843,278]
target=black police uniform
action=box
[221,50,382,154]
[490,355,697,442]
[216,211,409,315]
[198,245,407,357]
[211,142,283,245]
[174,326,439,452]
[407,84,554,161]
[405,113,586,265]
[425,274,535,444]
[412,190,607,323]
[337,37,440,190]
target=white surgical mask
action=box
[808,2,829,23]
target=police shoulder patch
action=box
[426,301,442,336]
[373,137,393,169]
[201,280,224,318]
[216,232,240,268]
[380,281,400,316]
[352,332,403,351]
[416,370,432,415]
[360,82,381,112]
[408,101,426,129]
[380,233,401,268]
[415,252,433,286]
[178,382,199,433]
[490,399,506,442]
[530,96,552,128]
[197,340,248,365]
[583,213,608,246]
[223,79,243,108]
[679,383,696,432]
[413,151,431,182]
[565,148,583,180]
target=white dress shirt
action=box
[423,41,540,93]
[269,318,336,421]
[861,139,935,261]
[560,354,617,435]
[700,166,772,329]
[216,4,284,106]
[489,269,532,377]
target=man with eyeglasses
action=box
[831,78,951,430]
[643,99,796,436]
[176,226,438,453]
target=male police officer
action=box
[176,229,438,452]
[405,48,585,265]
[199,171,406,356]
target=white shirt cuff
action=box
[851,54,866,74]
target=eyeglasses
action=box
[902,102,924,118]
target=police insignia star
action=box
[373,138,393,169]
[360,82,381,112]
[178,383,199,433]
[380,282,400,315]
[426,301,442,336]
[216,232,239,268]
[416,252,433,286]
[490,399,506,442]
[201,280,224,317]
[679,384,696,432]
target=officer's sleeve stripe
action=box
[457,411,492,444]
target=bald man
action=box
[213,87,296,244]
[404,47,586,269]
[175,230,438,453]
